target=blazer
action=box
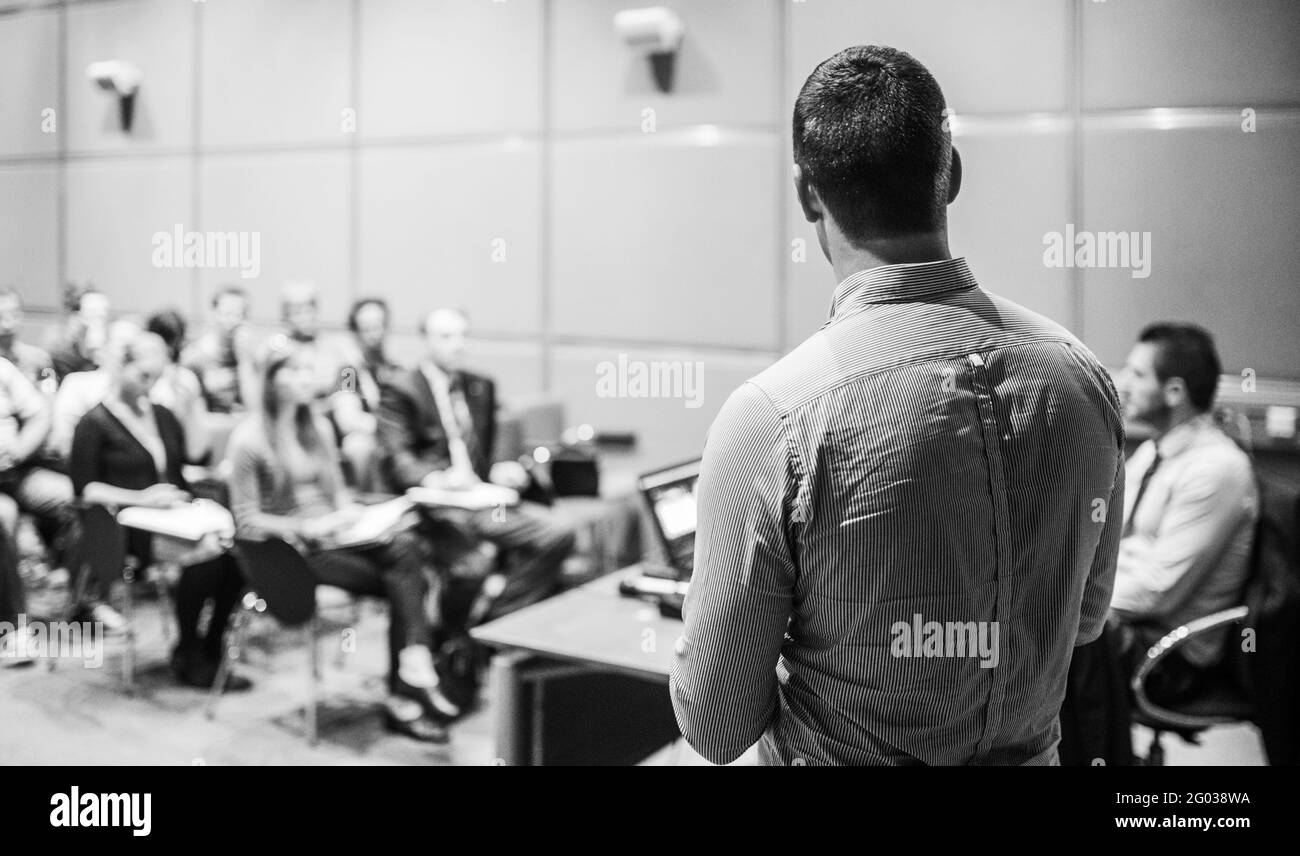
[68,401,188,566]
[69,402,187,496]
[377,366,496,490]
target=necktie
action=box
[438,373,476,478]
[1124,448,1163,536]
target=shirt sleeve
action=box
[0,358,44,424]
[1078,452,1124,645]
[669,382,797,765]
[1111,453,1255,620]
[68,411,104,497]
[225,427,266,536]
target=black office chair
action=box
[207,536,359,746]
[1131,472,1300,765]
[1130,608,1255,765]
[53,505,143,690]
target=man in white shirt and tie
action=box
[378,308,575,625]
[1112,322,1258,702]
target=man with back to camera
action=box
[669,45,1126,765]
[1110,323,1257,702]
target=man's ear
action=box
[1162,377,1188,409]
[793,164,824,224]
[947,147,963,205]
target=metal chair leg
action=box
[305,618,320,746]
[156,566,176,647]
[121,565,136,695]
[1145,731,1166,766]
[51,563,93,672]
[206,606,251,721]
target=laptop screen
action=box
[639,459,701,572]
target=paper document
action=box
[331,497,417,549]
[405,483,520,511]
[117,499,235,542]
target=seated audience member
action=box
[226,345,458,742]
[48,319,143,463]
[182,285,257,414]
[44,283,110,383]
[69,331,247,689]
[378,308,574,623]
[0,287,55,391]
[347,297,401,413]
[0,525,29,663]
[262,281,379,489]
[146,310,211,464]
[0,354,77,597]
[1111,323,1258,702]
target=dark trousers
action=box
[304,530,432,691]
[0,465,77,569]
[0,524,22,625]
[1059,623,1135,766]
[422,503,574,630]
[174,553,245,662]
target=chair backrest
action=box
[79,505,127,593]
[1234,472,1300,764]
[232,538,317,628]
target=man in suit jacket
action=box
[378,308,574,623]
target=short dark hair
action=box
[1138,322,1222,412]
[210,284,249,309]
[62,281,104,315]
[146,309,187,363]
[348,297,389,334]
[793,45,952,241]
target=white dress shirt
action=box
[1112,413,1258,666]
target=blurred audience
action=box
[0,351,76,596]
[226,344,457,742]
[49,319,142,462]
[146,310,211,464]
[182,285,257,415]
[378,308,574,623]
[69,331,247,689]
[0,287,55,391]
[263,281,379,490]
[1111,323,1259,702]
[44,283,110,383]
[347,297,398,413]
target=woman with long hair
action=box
[225,342,457,743]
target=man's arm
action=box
[1111,455,1255,621]
[376,378,444,490]
[1078,452,1125,645]
[1,359,52,466]
[669,382,796,765]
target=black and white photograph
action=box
[0,0,1297,824]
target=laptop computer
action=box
[637,458,701,580]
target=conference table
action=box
[471,566,684,765]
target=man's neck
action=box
[1150,408,1203,443]
[828,231,953,285]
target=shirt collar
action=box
[827,257,979,321]
[1154,412,1215,460]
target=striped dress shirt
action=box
[669,258,1126,765]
